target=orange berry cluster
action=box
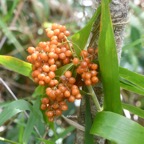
[27,23,99,122]
[27,23,72,86]
[73,48,99,86]
[41,71,81,121]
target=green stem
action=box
[0,137,18,144]
[87,86,102,112]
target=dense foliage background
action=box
[0,0,144,144]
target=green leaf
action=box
[0,100,32,126]
[0,20,26,57]
[55,63,73,77]
[120,80,144,96]
[38,126,75,143]
[0,55,32,78]
[23,98,41,144]
[32,85,46,97]
[85,95,94,144]
[71,6,101,57]
[98,0,122,114]
[122,103,144,119]
[120,67,144,93]
[91,111,144,144]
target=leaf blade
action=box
[91,111,144,144]
[0,100,32,126]
[71,6,101,57]
[0,55,32,78]
[98,0,122,114]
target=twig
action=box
[62,115,85,132]
[87,85,102,112]
[0,77,42,138]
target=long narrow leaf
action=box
[98,0,122,114]
[0,20,26,57]
[23,98,41,143]
[120,67,144,90]
[120,81,144,96]
[0,100,32,126]
[0,55,32,78]
[71,6,101,57]
[91,111,144,144]
[122,103,144,119]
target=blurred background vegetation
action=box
[0,0,144,144]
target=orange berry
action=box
[55,89,61,96]
[69,77,76,84]
[55,109,62,116]
[61,47,67,53]
[65,50,72,57]
[52,23,58,30]
[48,58,55,65]
[88,47,94,54]
[61,104,68,111]
[27,47,35,54]
[63,57,70,64]
[39,80,45,85]
[72,58,79,65]
[47,30,54,38]
[27,55,32,62]
[41,104,47,110]
[68,96,75,102]
[85,72,91,79]
[58,33,64,40]
[85,79,91,86]
[64,71,72,78]
[75,93,82,99]
[91,70,97,76]
[40,53,48,61]
[80,50,88,58]
[38,73,45,80]
[52,103,59,109]
[55,48,61,54]
[49,65,57,71]
[91,76,99,84]
[54,29,60,35]
[41,97,49,104]
[31,53,38,61]
[81,61,88,68]
[91,64,98,70]
[32,70,40,77]
[59,53,66,59]
[60,25,66,32]
[72,88,79,96]
[39,42,47,48]
[64,30,70,36]
[48,71,55,79]
[51,36,58,40]
[34,62,41,68]
[42,64,50,72]
[44,76,51,83]
[64,90,71,97]
[46,111,54,117]
[48,52,55,58]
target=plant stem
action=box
[87,85,102,112]
[0,137,18,144]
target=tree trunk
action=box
[75,0,129,144]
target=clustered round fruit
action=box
[74,48,99,86]
[27,23,99,122]
[40,71,81,121]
